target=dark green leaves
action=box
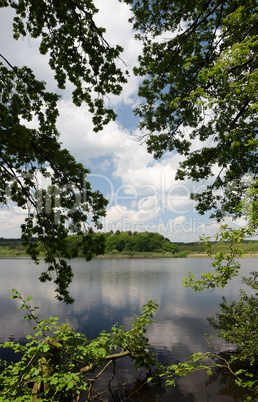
[0,59,108,303]
[127,0,258,217]
[6,0,128,131]
[0,0,129,302]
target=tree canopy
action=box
[0,0,128,303]
[123,2,258,397]
[124,0,258,220]
[104,231,178,253]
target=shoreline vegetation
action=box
[1,231,258,258]
[2,252,258,258]
[97,253,258,258]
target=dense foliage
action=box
[122,0,258,399]
[104,231,178,254]
[0,290,162,401]
[124,0,258,220]
[0,0,129,302]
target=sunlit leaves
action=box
[207,286,258,363]
[0,293,162,401]
[126,0,258,217]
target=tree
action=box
[162,242,178,254]
[104,231,175,253]
[124,0,258,220]
[0,0,128,303]
[0,4,167,399]
[105,233,125,252]
[0,291,163,401]
[124,1,258,398]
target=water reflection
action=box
[0,257,256,401]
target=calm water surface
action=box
[0,257,257,401]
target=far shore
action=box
[186,253,258,258]
[1,252,258,259]
[96,252,258,259]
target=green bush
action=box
[0,291,162,401]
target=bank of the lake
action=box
[1,251,258,259]
[2,234,258,259]
[0,250,187,258]
[186,253,258,258]
[95,251,189,258]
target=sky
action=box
[0,0,244,241]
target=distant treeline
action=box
[104,231,178,254]
[1,233,258,257]
[0,238,26,256]
[0,233,178,257]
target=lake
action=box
[0,257,257,401]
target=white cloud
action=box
[153,215,205,242]
[113,140,184,193]
[138,196,159,211]
[104,203,161,224]
[200,216,249,239]
[57,100,131,161]
[0,209,26,238]
[111,139,200,211]
[93,0,143,107]
[98,159,111,171]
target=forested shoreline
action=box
[1,232,258,258]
